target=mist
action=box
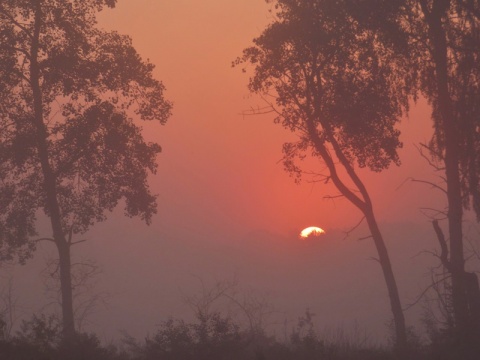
[2,1,480,359]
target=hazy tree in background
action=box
[349,0,480,348]
[236,0,413,352]
[413,1,480,342]
[0,0,171,340]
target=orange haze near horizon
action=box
[97,0,439,237]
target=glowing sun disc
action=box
[300,226,325,238]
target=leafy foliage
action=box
[0,310,386,360]
[353,0,480,217]
[122,309,399,360]
[126,313,249,360]
[0,313,128,360]
[236,0,411,177]
[0,0,171,259]
[236,1,411,349]
[420,0,480,217]
[351,0,480,346]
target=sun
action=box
[300,226,325,239]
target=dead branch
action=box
[432,220,452,272]
[34,237,56,243]
[239,105,276,117]
[403,273,451,311]
[467,238,480,262]
[342,216,366,240]
[183,275,239,319]
[324,194,345,200]
[71,239,87,246]
[416,143,445,171]
[410,178,447,195]
[419,207,448,220]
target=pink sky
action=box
[5,1,461,342]
[96,0,442,237]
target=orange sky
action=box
[97,0,441,237]
[5,1,462,342]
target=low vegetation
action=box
[1,309,478,360]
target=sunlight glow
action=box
[300,226,325,238]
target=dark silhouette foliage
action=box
[347,0,480,349]
[10,309,480,360]
[0,314,129,360]
[0,0,171,338]
[126,313,249,360]
[236,0,411,351]
[123,310,393,360]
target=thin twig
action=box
[403,273,451,311]
[342,216,366,240]
[34,237,56,243]
[410,178,447,195]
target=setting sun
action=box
[300,226,326,239]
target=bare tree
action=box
[183,276,275,338]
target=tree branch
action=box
[410,177,448,195]
[0,7,34,41]
[34,237,56,243]
[432,219,452,272]
[403,273,451,311]
[342,216,366,240]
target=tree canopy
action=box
[238,0,412,179]
[348,0,480,345]
[237,0,414,351]
[0,0,171,261]
[0,0,171,337]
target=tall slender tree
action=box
[350,0,480,346]
[237,0,413,351]
[0,0,171,339]
[415,1,480,340]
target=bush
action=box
[127,312,250,360]
[0,313,127,360]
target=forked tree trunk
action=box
[306,122,408,353]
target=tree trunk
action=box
[365,209,408,352]
[308,128,408,352]
[30,0,76,340]
[327,136,407,352]
[57,240,75,339]
[420,0,470,336]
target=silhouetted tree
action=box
[0,0,171,340]
[349,0,480,348]
[236,0,413,352]
[414,1,480,343]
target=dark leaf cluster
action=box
[357,0,480,218]
[0,0,172,260]
[236,0,412,177]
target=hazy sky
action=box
[93,0,444,339]
[3,0,466,344]
[97,0,442,236]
